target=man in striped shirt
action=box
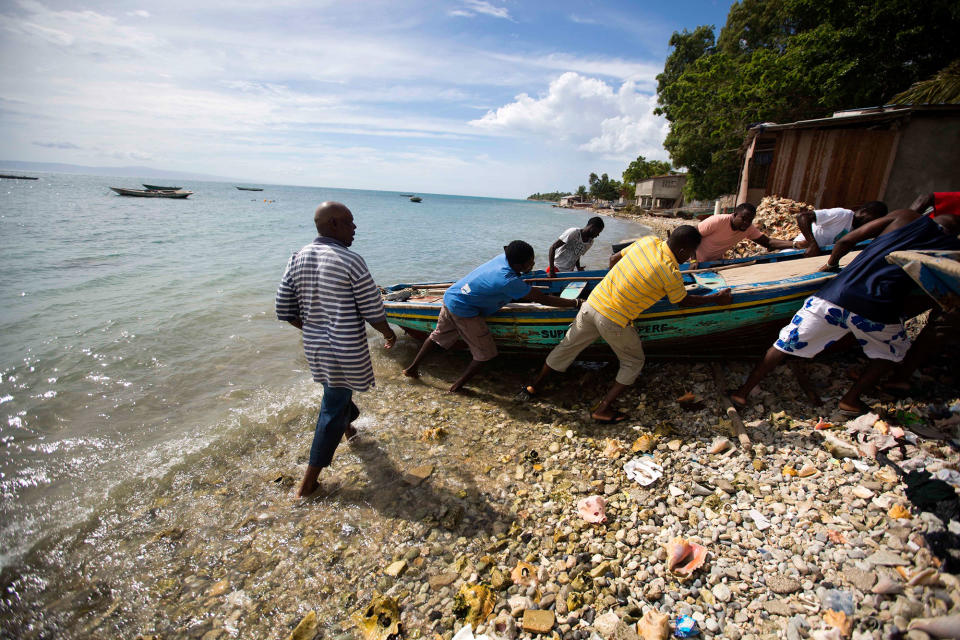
[524,226,731,423]
[276,201,397,498]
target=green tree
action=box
[588,173,621,202]
[576,185,588,199]
[622,155,673,184]
[656,0,960,200]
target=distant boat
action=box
[143,183,181,191]
[400,194,414,197]
[409,196,422,202]
[236,186,263,191]
[110,187,192,199]
[0,174,38,180]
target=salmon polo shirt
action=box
[695,214,763,262]
[587,236,688,327]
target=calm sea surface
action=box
[0,173,650,567]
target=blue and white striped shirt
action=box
[276,237,386,392]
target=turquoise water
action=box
[0,173,648,566]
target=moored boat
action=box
[0,174,39,180]
[142,183,181,191]
[110,187,193,199]
[236,186,264,191]
[409,196,422,202]
[887,250,960,312]
[382,252,861,358]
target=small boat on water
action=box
[887,250,960,312]
[381,252,863,358]
[110,187,193,199]
[0,174,38,180]
[400,194,415,197]
[142,183,181,191]
[236,186,264,191]
[409,196,422,202]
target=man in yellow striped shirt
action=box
[524,226,731,423]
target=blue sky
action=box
[0,0,733,197]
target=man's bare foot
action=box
[837,399,871,416]
[343,424,357,441]
[591,409,628,424]
[297,465,322,498]
[402,366,419,378]
[297,480,321,498]
[447,382,466,393]
[727,389,748,409]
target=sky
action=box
[0,0,733,198]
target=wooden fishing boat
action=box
[236,186,263,191]
[110,187,192,199]
[142,183,181,190]
[887,250,960,312]
[0,174,38,180]
[409,196,422,202]
[382,252,860,358]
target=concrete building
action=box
[736,105,960,209]
[635,174,687,209]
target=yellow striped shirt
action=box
[587,236,687,327]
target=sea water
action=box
[0,173,650,568]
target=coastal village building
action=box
[736,105,960,209]
[635,174,687,210]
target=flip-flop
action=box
[837,402,872,418]
[593,410,629,424]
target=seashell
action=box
[676,391,697,405]
[577,495,607,523]
[510,561,539,587]
[632,434,656,453]
[889,425,905,438]
[888,504,911,519]
[826,530,847,544]
[871,575,903,594]
[798,464,819,477]
[852,485,874,499]
[453,584,495,626]
[665,537,707,578]
[637,609,670,640]
[811,627,843,640]
[814,417,834,430]
[874,467,898,483]
[823,609,852,636]
[907,614,960,637]
[603,438,626,458]
[906,567,940,586]
[782,465,798,477]
[874,420,889,435]
[355,593,402,640]
[858,440,878,459]
[748,509,771,531]
[708,437,731,454]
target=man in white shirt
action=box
[547,216,604,276]
[793,201,887,257]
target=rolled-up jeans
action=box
[309,384,357,468]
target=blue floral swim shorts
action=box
[773,296,909,362]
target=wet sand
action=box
[2,339,959,639]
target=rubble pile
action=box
[728,196,813,258]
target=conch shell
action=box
[577,495,607,523]
[708,437,731,454]
[665,537,707,578]
[632,434,656,453]
[907,614,960,637]
[871,575,903,595]
[637,609,670,640]
[510,561,538,587]
[452,584,494,625]
[603,438,627,458]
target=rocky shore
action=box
[2,344,959,640]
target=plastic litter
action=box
[673,614,698,637]
[819,589,854,615]
[623,457,663,486]
[452,624,490,640]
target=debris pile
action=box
[728,195,812,258]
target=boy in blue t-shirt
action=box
[403,241,579,392]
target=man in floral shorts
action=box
[731,210,960,416]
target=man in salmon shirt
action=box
[695,203,793,262]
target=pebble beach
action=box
[4,337,959,640]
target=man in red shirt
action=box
[911,192,960,218]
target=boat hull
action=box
[110,187,192,198]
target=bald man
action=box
[276,201,397,498]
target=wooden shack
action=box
[736,105,960,209]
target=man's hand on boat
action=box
[678,287,732,308]
[523,287,581,309]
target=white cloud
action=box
[127,10,150,18]
[469,72,669,159]
[450,1,512,20]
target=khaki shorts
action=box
[429,305,498,362]
[546,302,646,385]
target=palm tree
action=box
[890,59,960,105]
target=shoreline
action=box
[2,342,959,639]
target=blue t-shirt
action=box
[817,216,960,323]
[443,254,532,317]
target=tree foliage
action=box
[588,172,621,202]
[890,59,960,105]
[656,0,960,200]
[622,155,672,184]
[527,191,572,202]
